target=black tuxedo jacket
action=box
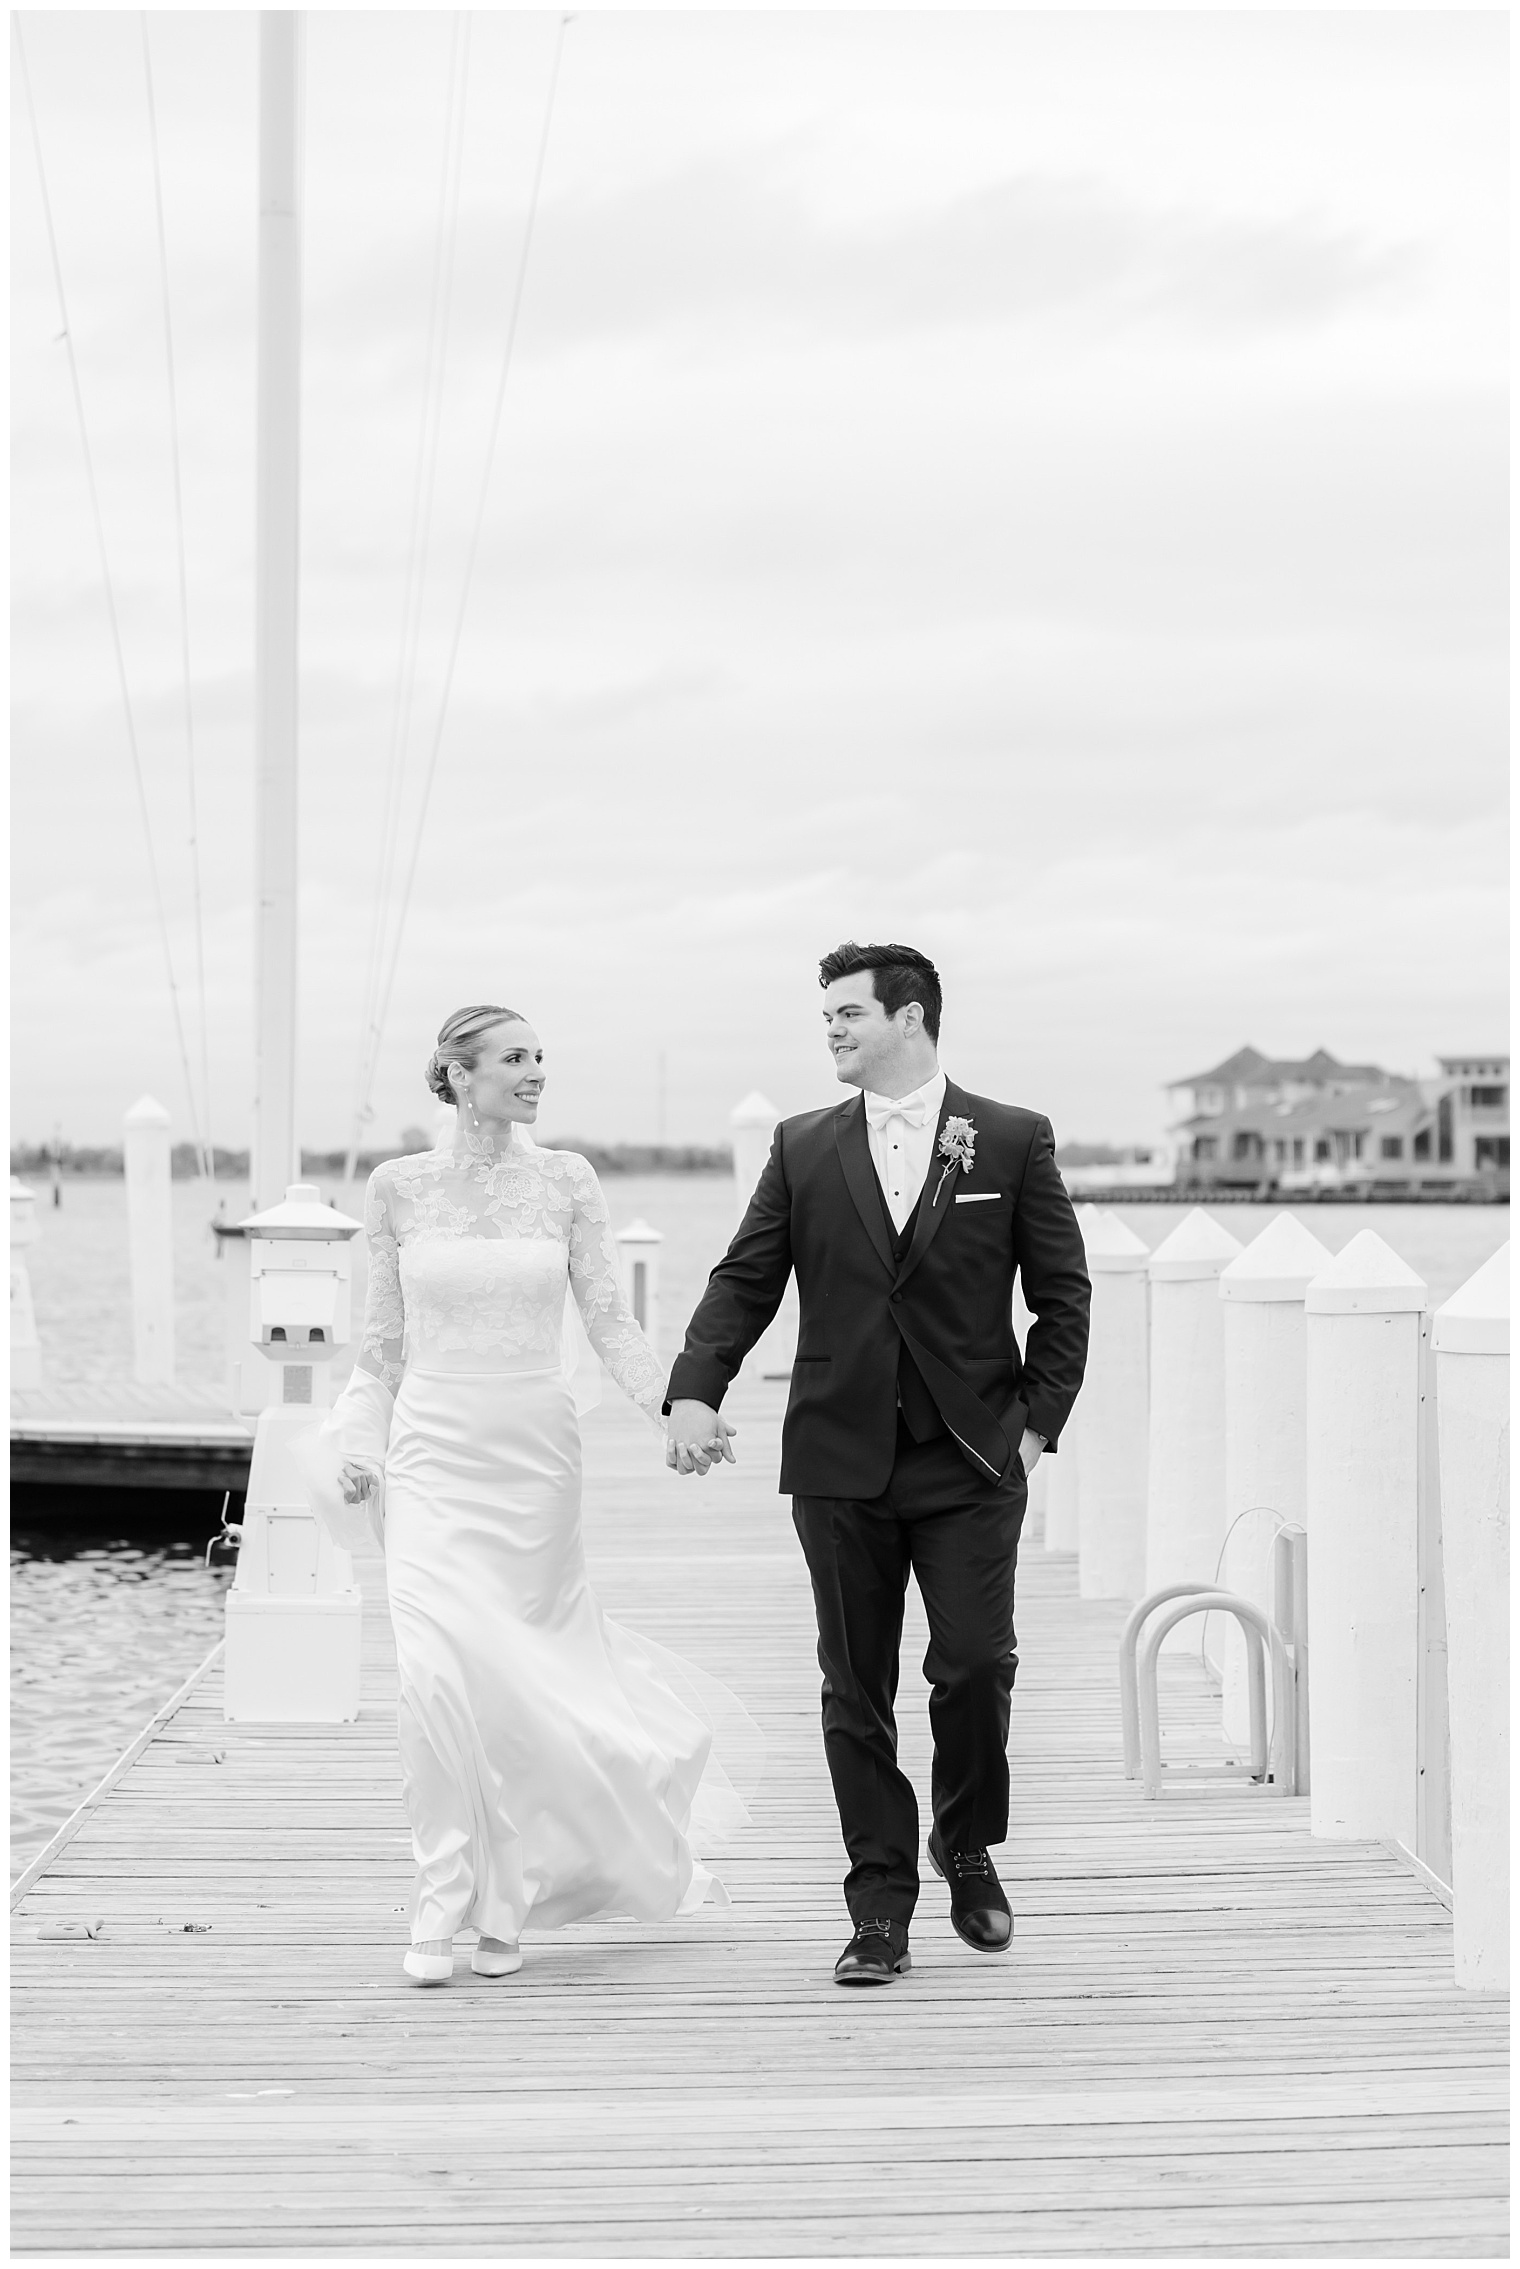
[666,1078,1091,1499]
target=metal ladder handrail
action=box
[1136,1591,1297,1798]
[1119,1582,1224,1779]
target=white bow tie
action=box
[864,1091,933,1131]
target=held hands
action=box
[665,1400,738,1478]
[339,1460,378,1505]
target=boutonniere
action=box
[932,1116,977,1207]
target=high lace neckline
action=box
[450,1118,538,1172]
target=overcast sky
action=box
[11,8,1507,1153]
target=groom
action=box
[665,943,1090,1985]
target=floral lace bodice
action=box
[355,1136,666,1424]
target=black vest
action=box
[871,1172,947,1445]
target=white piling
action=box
[1145,1209,1243,1651]
[1304,1230,1427,1847]
[615,1218,664,1358]
[10,1177,42,1390]
[1217,1213,1333,1736]
[123,1095,175,1385]
[1432,1245,1509,1989]
[1076,1212,1150,1601]
[728,1089,796,1380]
[1043,1204,1104,1555]
[730,1091,780,1228]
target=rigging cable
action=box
[365,13,573,1134]
[141,11,215,1184]
[343,11,472,1184]
[15,16,212,1173]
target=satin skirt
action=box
[384,1363,749,1946]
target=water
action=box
[11,1534,233,1876]
[12,1168,745,1393]
[10,1172,1505,1879]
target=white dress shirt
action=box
[863,1068,947,1235]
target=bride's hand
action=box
[665,1401,738,1477]
[339,1460,377,1504]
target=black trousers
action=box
[792,1420,1027,1927]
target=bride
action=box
[320,1002,751,1985]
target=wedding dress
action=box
[317,1125,753,1951]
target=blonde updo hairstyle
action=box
[426,1004,527,1108]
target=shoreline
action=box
[1064,1184,1508,1206]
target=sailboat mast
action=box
[252,11,301,1211]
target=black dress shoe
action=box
[927,1828,1013,1952]
[833,1918,911,1986]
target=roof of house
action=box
[1176,1080,1431,1138]
[1167,1044,1394,1091]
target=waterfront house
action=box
[1165,1047,1509,1197]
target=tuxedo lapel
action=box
[892,1079,966,1294]
[832,1096,896,1279]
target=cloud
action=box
[312,153,1428,370]
[10,12,1505,1151]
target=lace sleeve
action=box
[356,1167,405,1392]
[565,1158,666,1424]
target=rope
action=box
[1199,1503,1290,1683]
[344,12,472,1185]
[141,11,214,1183]
[15,15,211,1171]
[365,14,573,1135]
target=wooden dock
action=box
[11,1378,253,1499]
[12,1381,1508,2257]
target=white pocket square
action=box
[954,1191,1000,1204]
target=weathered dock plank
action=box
[11,1380,1508,2256]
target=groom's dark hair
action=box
[818,941,942,1044]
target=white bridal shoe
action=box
[471,1936,522,1977]
[402,1942,454,1985]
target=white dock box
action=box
[224,1494,363,1723]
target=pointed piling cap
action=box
[239,1183,363,1241]
[616,1216,663,1246]
[1085,1211,1150,1274]
[1432,1242,1509,1357]
[1305,1228,1427,1316]
[1149,1207,1244,1283]
[1219,1211,1334,1303]
[123,1094,172,1129]
[10,1175,36,1245]
[1075,1203,1110,1250]
[731,1091,780,1129]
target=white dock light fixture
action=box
[240,1182,361,1407]
[224,1182,365,1724]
